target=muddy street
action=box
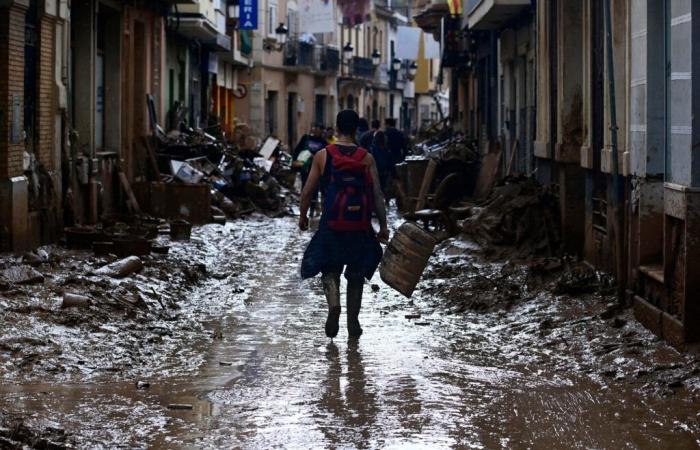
[1,215,699,449]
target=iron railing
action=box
[352,56,375,79]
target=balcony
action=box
[319,47,340,72]
[351,56,375,79]
[467,0,530,30]
[172,1,226,43]
[283,43,340,73]
[283,41,316,69]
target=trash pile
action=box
[462,177,560,258]
[413,133,479,164]
[396,134,481,217]
[155,123,296,220]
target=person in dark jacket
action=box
[384,118,408,164]
[368,130,394,199]
[357,118,369,142]
[359,119,380,149]
[292,124,327,215]
[299,110,389,339]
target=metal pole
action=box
[604,0,625,301]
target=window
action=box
[366,24,371,57]
[288,10,298,37]
[267,3,277,37]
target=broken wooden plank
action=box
[118,169,141,213]
[415,158,438,212]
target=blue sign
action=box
[240,0,258,30]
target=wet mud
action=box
[1,215,699,449]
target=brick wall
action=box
[36,15,56,168]
[0,5,27,179]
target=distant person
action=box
[368,130,394,200]
[385,118,408,164]
[357,118,369,142]
[292,124,327,215]
[359,119,380,149]
[299,110,389,339]
[324,126,337,145]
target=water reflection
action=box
[317,341,379,448]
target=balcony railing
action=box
[298,42,315,67]
[283,41,315,67]
[284,42,339,73]
[352,56,374,79]
[321,47,340,72]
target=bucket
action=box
[170,220,192,241]
[380,222,437,298]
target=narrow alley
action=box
[4,0,700,448]
[1,215,698,448]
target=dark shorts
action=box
[301,220,383,281]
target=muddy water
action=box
[1,216,699,449]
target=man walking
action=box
[384,118,408,164]
[299,110,389,338]
[359,119,380,149]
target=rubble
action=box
[61,293,91,309]
[94,256,144,278]
[0,412,72,450]
[151,122,297,222]
[1,266,44,285]
[462,177,560,258]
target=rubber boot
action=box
[322,273,341,338]
[347,278,364,338]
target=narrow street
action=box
[1,214,698,449]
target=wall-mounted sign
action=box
[240,0,258,30]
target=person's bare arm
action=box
[299,150,324,230]
[366,154,389,242]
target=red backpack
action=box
[323,145,374,232]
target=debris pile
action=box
[397,134,481,216]
[154,127,296,220]
[462,177,560,258]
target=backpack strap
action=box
[325,144,340,158]
[352,147,368,161]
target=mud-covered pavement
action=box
[1,215,700,449]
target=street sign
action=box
[240,0,258,30]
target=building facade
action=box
[416,0,700,347]
[0,0,66,252]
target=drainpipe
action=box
[604,0,625,301]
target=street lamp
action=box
[343,42,354,62]
[408,61,418,78]
[371,49,381,66]
[275,23,288,45]
[391,57,401,72]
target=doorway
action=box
[287,92,297,148]
[265,90,278,136]
[315,94,326,126]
